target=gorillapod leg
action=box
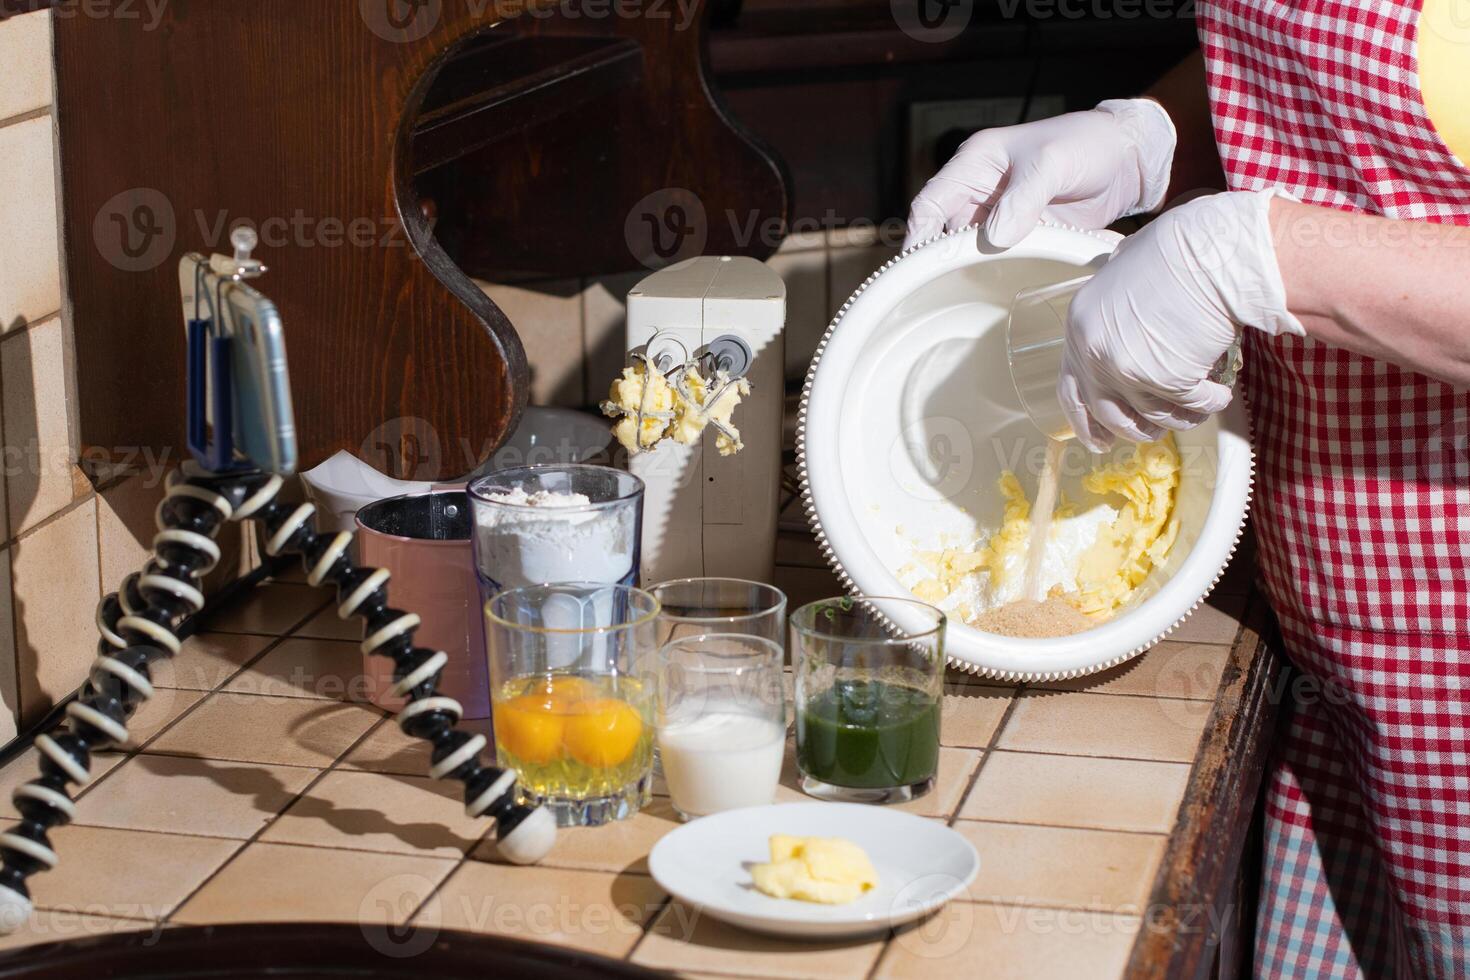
[0,467,554,931]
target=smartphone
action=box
[179,256,297,474]
[220,280,297,475]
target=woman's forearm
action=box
[1144,51,1225,202]
[1271,198,1470,387]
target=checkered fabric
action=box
[1197,0,1470,976]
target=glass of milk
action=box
[649,578,788,649]
[655,633,786,820]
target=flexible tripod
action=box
[0,465,555,930]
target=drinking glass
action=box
[655,634,786,820]
[1008,275,1242,441]
[648,578,788,649]
[467,464,644,599]
[791,596,945,804]
[485,583,660,827]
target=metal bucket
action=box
[355,490,491,719]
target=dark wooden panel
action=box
[1125,592,1289,980]
[55,1,787,478]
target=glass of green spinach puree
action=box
[791,596,945,804]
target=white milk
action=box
[658,707,785,817]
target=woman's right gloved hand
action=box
[903,99,1177,249]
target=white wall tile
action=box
[0,12,52,122]
[0,115,62,333]
[4,317,82,535]
[11,499,100,727]
[479,280,584,407]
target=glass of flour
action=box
[468,464,645,599]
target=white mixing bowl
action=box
[797,224,1254,681]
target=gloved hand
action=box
[904,99,1176,249]
[1059,188,1306,452]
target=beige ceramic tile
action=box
[998,691,1209,764]
[221,636,372,702]
[96,472,168,592]
[954,821,1165,912]
[582,271,645,407]
[146,692,380,768]
[771,741,980,820]
[172,841,455,926]
[261,769,488,858]
[0,116,61,334]
[959,751,1190,834]
[875,902,1141,979]
[475,796,681,873]
[340,716,493,777]
[430,863,665,959]
[0,744,126,819]
[828,244,899,317]
[940,687,1011,748]
[74,753,318,839]
[1034,642,1229,701]
[633,900,885,979]
[29,823,239,919]
[290,604,362,642]
[766,248,828,380]
[0,12,53,121]
[96,688,207,755]
[0,909,158,952]
[772,564,844,611]
[481,279,584,407]
[1167,592,1246,645]
[0,548,17,744]
[152,632,274,692]
[4,318,81,535]
[775,228,827,253]
[198,583,327,636]
[11,499,100,727]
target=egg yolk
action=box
[562,698,644,768]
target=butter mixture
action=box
[750,835,879,905]
[603,359,750,457]
[904,436,1182,633]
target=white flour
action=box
[476,488,636,587]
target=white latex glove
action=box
[1059,188,1306,452]
[904,99,1176,249]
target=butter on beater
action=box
[603,362,750,457]
[750,834,879,905]
[1072,437,1181,617]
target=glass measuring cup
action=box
[1007,275,1243,441]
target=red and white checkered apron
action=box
[1196,1,1470,975]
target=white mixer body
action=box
[626,256,786,584]
[798,225,1254,681]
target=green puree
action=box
[797,680,940,788]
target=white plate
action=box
[647,802,979,939]
[797,223,1254,682]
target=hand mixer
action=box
[0,232,556,933]
[603,256,785,584]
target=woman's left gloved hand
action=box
[1060,188,1306,451]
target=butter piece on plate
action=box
[750,834,879,905]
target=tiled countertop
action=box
[0,550,1261,979]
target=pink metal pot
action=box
[355,490,491,719]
